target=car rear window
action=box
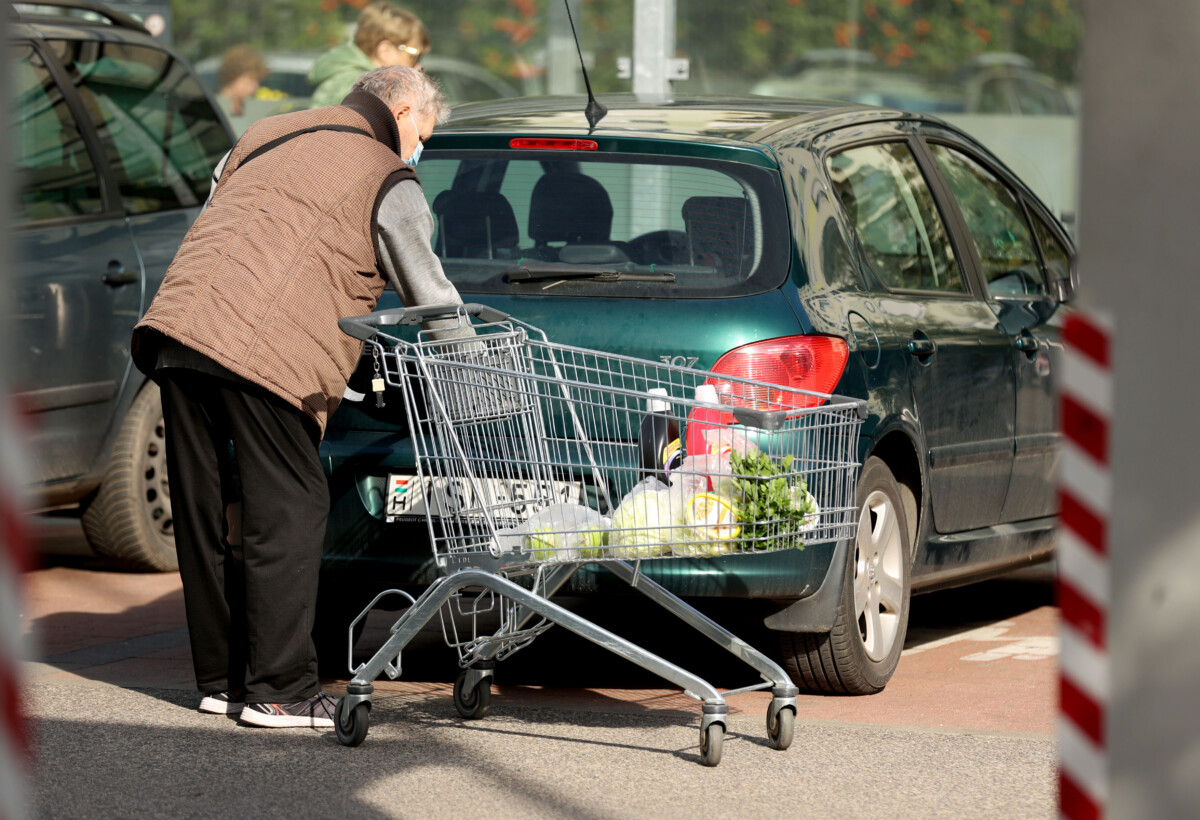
[418,151,790,298]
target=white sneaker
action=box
[239,693,336,728]
[198,691,245,715]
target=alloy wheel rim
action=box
[143,414,173,540]
[853,489,904,662]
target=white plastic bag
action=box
[674,490,742,558]
[702,427,759,459]
[609,478,680,559]
[517,503,610,562]
[678,453,738,496]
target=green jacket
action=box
[308,41,375,109]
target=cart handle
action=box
[730,394,869,430]
[338,303,511,341]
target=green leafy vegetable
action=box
[730,451,816,552]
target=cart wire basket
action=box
[333,303,867,765]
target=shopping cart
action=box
[334,303,867,765]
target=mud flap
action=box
[762,535,850,633]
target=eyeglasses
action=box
[388,42,423,61]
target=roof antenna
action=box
[562,0,607,130]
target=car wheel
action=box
[778,456,912,694]
[81,382,177,571]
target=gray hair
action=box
[351,66,449,125]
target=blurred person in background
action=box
[308,2,430,109]
[218,45,268,118]
[130,66,465,730]
[216,45,269,135]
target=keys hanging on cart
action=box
[371,345,386,409]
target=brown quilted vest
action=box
[133,91,414,435]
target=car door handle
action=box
[102,260,139,287]
[1016,330,1040,354]
[907,337,937,358]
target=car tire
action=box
[81,382,177,572]
[778,456,912,694]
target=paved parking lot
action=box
[19,519,1059,817]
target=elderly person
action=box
[308,2,430,109]
[131,66,463,729]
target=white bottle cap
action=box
[647,387,670,413]
[695,384,718,405]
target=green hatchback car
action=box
[319,94,1073,694]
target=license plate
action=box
[385,473,582,523]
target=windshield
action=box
[418,151,790,297]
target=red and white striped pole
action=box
[1057,311,1113,820]
[1,393,31,820]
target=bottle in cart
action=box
[639,387,682,485]
[685,383,723,458]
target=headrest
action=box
[528,172,613,244]
[432,190,519,258]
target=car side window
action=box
[1031,212,1071,284]
[12,42,104,223]
[929,144,1045,297]
[827,142,965,294]
[48,39,231,215]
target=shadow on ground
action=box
[357,568,1056,690]
[28,523,1054,697]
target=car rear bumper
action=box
[319,434,841,601]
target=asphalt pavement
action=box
[19,519,1059,818]
[30,682,1054,819]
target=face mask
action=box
[404,111,423,166]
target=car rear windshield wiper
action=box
[505,264,676,284]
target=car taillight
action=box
[708,336,849,411]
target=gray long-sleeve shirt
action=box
[374,177,468,333]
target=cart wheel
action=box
[335,697,370,747]
[699,723,724,767]
[767,706,795,750]
[453,671,492,720]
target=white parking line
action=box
[904,621,1060,661]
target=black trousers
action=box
[159,369,329,703]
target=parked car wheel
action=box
[81,383,177,572]
[779,456,912,694]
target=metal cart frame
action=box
[334,304,867,765]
